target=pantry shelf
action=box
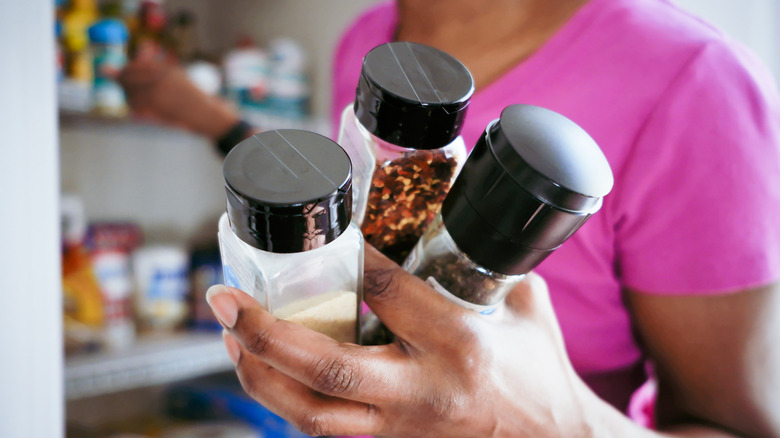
[59,108,330,136]
[65,331,233,401]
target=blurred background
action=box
[0,0,778,437]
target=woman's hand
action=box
[206,246,594,437]
[117,45,240,140]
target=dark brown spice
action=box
[412,251,506,306]
[360,149,458,263]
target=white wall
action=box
[676,0,780,83]
[0,1,63,437]
[60,121,226,245]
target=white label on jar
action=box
[132,245,190,328]
[92,250,133,300]
[425,277,498,315]
[218,228,264,299]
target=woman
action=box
[124,0,780,435]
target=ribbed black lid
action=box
[442,104,614,275]
[223,129,353,253]
[354,42,474,149]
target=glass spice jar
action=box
[337,42,474,264]
[403,105,615,314]
[217,129,363,343]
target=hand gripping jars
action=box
[217,129,363,343]
[337,42,474,263]
[404,104,615,314]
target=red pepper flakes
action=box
[360,149,458,263]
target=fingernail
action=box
[206,285,238,329]
[222,329,241,365]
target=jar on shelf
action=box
[404,104,614,314]
[217,129,363,343]
[132,244,190,332]
[337,42,474,263]
[87,18,129,116]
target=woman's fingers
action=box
[362,245,471,346]
[223,330,385,437]
[208,285,412,404]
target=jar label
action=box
[218,227,265,303]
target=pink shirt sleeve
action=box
[612,40,780,294]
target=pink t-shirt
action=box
[331,0,780,422]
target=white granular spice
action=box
[273,291,357,343]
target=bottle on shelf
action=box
[88,18,130,116]
[61,194,105,355]
[132,244,191,333]
[58,0,99,112]
[129,0,169,58]
[61,0,99,84]
[223,36,270,112]
[86,221,143,350]
[266,37,311,120]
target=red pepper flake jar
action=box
[337,42,474,263]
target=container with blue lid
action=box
[88,18,129,115]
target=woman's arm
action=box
[206,246,780,437]
[117,47,249,142]
[620,284,780,437]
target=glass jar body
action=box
[217,212,363,343]
[90,41,127,116]
[403,214,525,314]
[337,106,467,263]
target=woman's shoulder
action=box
[540,0,778,144]
[596,0,765,74]
[602,0,778,124]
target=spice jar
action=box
[337,42,474,263]
[217,129,363,343]
[87,18,129,116]
[403,105,614,314]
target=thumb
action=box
[503,271,569,349]
[503,271,556,320]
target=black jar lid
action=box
[223,129,353,253]
[354,42,474,150]
[442,104,614,275]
